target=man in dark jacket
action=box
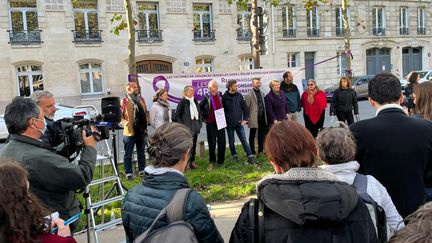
[245,78,267,156]
[0,97,97,231]
[280,71,301,121]
[222,80,257,164]
[350,73,432,218]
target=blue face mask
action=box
[39,118,47,136]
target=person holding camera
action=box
[0,96,98,231]
[29,90,59,147]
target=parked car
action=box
[0,104,90,142]
[324,75,374,100]
[400,70,432,92]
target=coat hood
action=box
[256,167,359,225]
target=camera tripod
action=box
[82,126,126,243]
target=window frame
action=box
[282,5,296,37]
[195,57,214,73]
[399,7,409,35]
[373,7,386,35]
[417,7,425,34]
[237,7,251,40]
[193,4,213,39]
[337,52,347,76]
[335,6,350,36]
[15,64,43,97]
[79,63,104,95]
[239,56,254,70]
[306,6,319,37]
[287,52,299,68]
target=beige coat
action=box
[245,89,267,128]
[121,96,148,136]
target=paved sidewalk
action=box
[75,197,252,243]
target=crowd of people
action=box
[2,72,432,243]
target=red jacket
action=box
[38,233,77,243]
[301,90,327,124]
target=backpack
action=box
[133,188,198,243]
[353,174,388,243]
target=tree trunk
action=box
[251,0,260,69]
[341,0,352,79]
[124,0,137,85]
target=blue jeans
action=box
[123,132,146,174]
[226,124,252,157]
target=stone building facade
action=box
[0,0,430,111]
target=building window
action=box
[137,2,162,43]
[72,0,101,43]
[335,7,349,37]
[373,7,385,35]
[16,64,43,97]
[8,0,41,45]
[239,56,254,70]
[337,52,347,76]
[306,6,319,37]
[287,53,299,68]
[79,63,103,94]
[417,8,425,35]
[399,7,408,35]
[237,6,251,41]
[195,58,214,73]
[282,5,296,37]
[193,4,215,41]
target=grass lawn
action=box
[75,145,273,231]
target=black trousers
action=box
[189,134,198,162]
[304,112,325,138]
[249,117,267,154]
[336,110,354,125]
[206,123,226,164]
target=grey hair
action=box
[316,122,356,164]
[269,79,280,89]
[183,85,193,94]
[147,122,193,167]
[208,80,218,88]
[29,90,54,105]
[4,97,40,135]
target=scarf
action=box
[307,88,318,104]
[145,165,184,176]
[185,96,199,120]
[127,93,140,113]
[157,99,170,122]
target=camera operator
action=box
[0,96,98,232]
[29,90,59,147]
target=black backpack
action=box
[353,174,388,243]
[133,188,198,243]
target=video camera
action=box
[53,97,121,160]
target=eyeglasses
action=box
[308,84,315,87]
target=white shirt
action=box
[375,104,405,116]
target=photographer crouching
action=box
[0,97,98,232]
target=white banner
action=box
[138,68,304,108]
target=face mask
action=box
[39,119,47,136]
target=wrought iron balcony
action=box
[236,29,251,41]
[7,30,42,45]
[417,27,426,35]
[136,29,163,43]
[72,30,102,44]
[193,30,215,42]
[335,27,344,36]
[400,27,409,35]
[373,27,385,36]
[283,28,296,38]
[307,28,319,37]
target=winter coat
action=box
[121,96,148,136]
[330,88,359,115]
[244,89,267,128]
[121,171,224,243]
[301,90,327,124]
[230,167,378,243]
[222,91,249,128]
[149,102,172,129]
[320,161,404,233]
[280,82,302,113]
[199,92,223,123]
[175,98,202,134]
[265,90,288,125]
[0,134,97,221]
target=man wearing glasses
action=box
[0,96,98,232]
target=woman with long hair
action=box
[413,81,432,120]
[0,161,76,243]
[122,123,223,243]
[265,80,289,126]
[301,79,327,137]
[404,72,420,115]
[175,85,202,169]
[330,76,359,125]
[230,121,377,243]
[149,88,172,129]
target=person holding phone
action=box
[0,161,77,243]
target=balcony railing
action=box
[283,28,296,38]
[236,29,251,41]
[72,30,102,44]
[373,27,385,36]
[193,30,215,42]
[7,30,42,45]
[400,27,409,35]
[418,27,426,35]
[307,28,319,37]
[136,29,163,43]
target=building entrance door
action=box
[136,60,172,73]
[402,47,422,76]
[366,48,391,75]
[305,52,315,80]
